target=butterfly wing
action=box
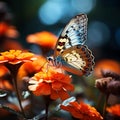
[54,14,88,57]
[59,45,94,76]
[53,14,94,76]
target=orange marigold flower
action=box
[94,59,120,78]
[0,65,9,77]
[28,69,74,101]
[60,101,103,120]
[17,55,47,80]
[0,22,9,36]
[106,104,120,117]
[0,50,36,64]
[5,26,19,38]
[26,31,58,49]
[0,65,13,90]
[0,22,19,38]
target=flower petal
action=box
[63,83,74,91]
[28,85,38,91]
[52,81,62,90]
[33,83,51,96]
[58,89,70,101]
[61,101,103,120]
[50,89,59,100]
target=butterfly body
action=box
[49,14,94,76]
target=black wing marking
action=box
[54,14,88,57]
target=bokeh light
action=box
[38,0,69,25]
[71,0,96,14]
[87,21,110,47]
[38,0,97,25]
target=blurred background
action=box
[0,1,120,120]
[0,0,120,61]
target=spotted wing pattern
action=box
[54,14,88,57]
[53,14,94,76]
[60,45,94,76]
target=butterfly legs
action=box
[46,56,64,74]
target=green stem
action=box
[96,93,104,109]
[103,94,109,118]
[5,63,26,118]
[43,96,50,120]
[12,77,26,118]
[45,101,49,120]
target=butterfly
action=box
[48,14,94,76]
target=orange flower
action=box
[60,101,103,120]
[17,55,47,80]
[0,65,13,91]
[0,22,9,36]
[0,65,9,77]
[0,50,36,64]
[0,22,19,38]
[106,104,120,117]
[5,26,19,38]
[94,59,120,78]
[26,31,57,49]
[28,68,74,101]
[0,50,37,115]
